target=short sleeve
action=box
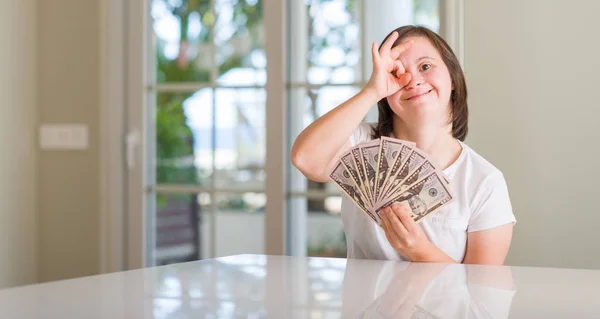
[467,170,516,233]
[349,122,375,146]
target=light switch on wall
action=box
[39,124,89,150]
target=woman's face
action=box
[387,36,453,124]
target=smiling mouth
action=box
[407,89,433,100]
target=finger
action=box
[393,60,405,77]
[393,73,412,91]
[390,39,414,59]
[371,41,380,66]
[381,209,401,243]
[399,72,412,86]
[392,203,418,233]
[387,206,410,238]
[380,31,399,57]
[380,213,396,245]
[380,209,393,235]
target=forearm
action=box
[291,88,379,179]
[408,242,457,264]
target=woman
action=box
[291,25,516,265]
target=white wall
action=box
[0,0,38,287]
[465,0,600,269]
[37,0,100,282]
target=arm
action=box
[409,223,513,264]
[463,223,513,265]
[290,89,379,182]
[291,32,413,182]
[381,204,514,265]
[462,171,516,265]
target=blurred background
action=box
[2,0,600,293]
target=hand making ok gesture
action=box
[366,31,414,100]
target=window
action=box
[150,0,266,265]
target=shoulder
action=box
[349,122,376,146]
[450,143,515,231]
[453,143,510,202]
[455,142,512,206]
[455,142,508,189]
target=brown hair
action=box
[372,25,468,141]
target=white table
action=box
[1,254,599,318]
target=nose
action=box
[405,72,424,90]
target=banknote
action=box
[379,149,426,202]
[376,143,414,203]
[340,150,371,207]
[359,140,381,206]
[330,136,454,226]
[351,147,373,206]
[374,137,411,203]
[375,171,454,223]
[383,160,437,201]
[329,161,378,222]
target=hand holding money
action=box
[329,136,454,226]
[380,203,435,259]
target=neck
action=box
[392,118,461,170]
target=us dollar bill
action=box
[377,144,414,203]
[374,137,409,203]
[340,150,371,208]
[329,162,378,222]
[384,160,437,199]
[351,147,373,206]
[378,149,426,204]
[375,171,454,223]
[359,140,381,206]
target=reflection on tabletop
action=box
[147,256,600,318]
[4,255,600,318]
[342,260,516,318]
[153,256,517,318]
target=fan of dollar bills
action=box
[329,136,454,225]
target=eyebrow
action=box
[416,56,436,62]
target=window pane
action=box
[306,196,346,257]
[288,86,361,193]
[214,88,266,190]
[307,86,361,126]
[203,192,265,257]
[288,86,358,257]
[152,0,213,83]
[414,0,440,33]
[288,194,346,258]
[215,0,265,86]
[155,192,210,265]
[156,90,213,186]
[154,191,265,265]
[289,0,362,85]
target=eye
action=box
[420,63,432,71]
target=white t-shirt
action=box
[342,123,517,262]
